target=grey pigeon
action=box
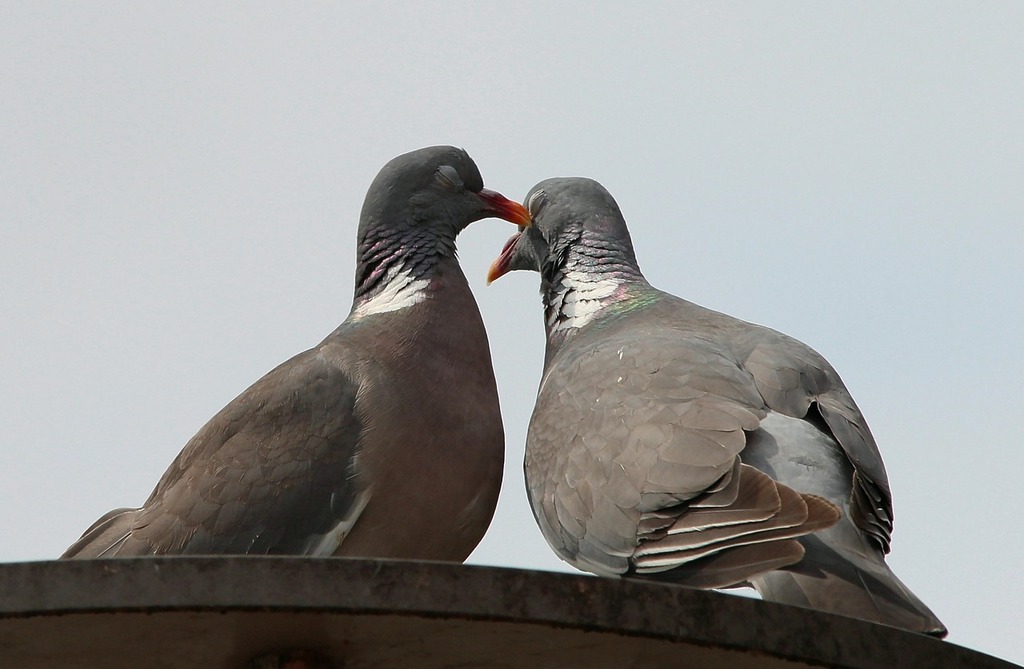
[63,146,530,560]
[488,177,946,636]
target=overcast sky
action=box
[2,3,1021,664]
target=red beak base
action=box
[478,188,532,228]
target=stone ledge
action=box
[0,558,1014,668]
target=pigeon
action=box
[63,146,530,560]
[488,177,946,636]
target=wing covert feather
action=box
[105,349,366,556]
[526,331,771,575]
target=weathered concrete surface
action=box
[0,558,1014,668]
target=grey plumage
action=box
[489,177,945,636]
[64,146,530,561]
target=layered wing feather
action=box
[526,323,838,586]
[63,348,365,558]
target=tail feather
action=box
[741,411,946,636]
[751,534,947,637]
[62,508,138,559]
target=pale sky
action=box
[2,3,1021,664]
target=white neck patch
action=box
[547,269,618,332]
[352,264,430,319]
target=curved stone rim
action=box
[0,558,1011,669]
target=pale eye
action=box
[527,189,547,216]
[436,165,463,189]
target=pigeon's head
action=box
[359,146,530,248]
[487,177,639,285]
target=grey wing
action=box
[743,329,893,551]
[63,348,366,558]
[526,332,812,579]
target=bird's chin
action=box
[487,231,523,284]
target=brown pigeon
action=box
[63,146,530,560]
[489,176,945,636]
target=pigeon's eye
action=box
[527,189,547,216]
[436,165,463,190]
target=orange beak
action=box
[486,230,524,285]
[477,188,532,228]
